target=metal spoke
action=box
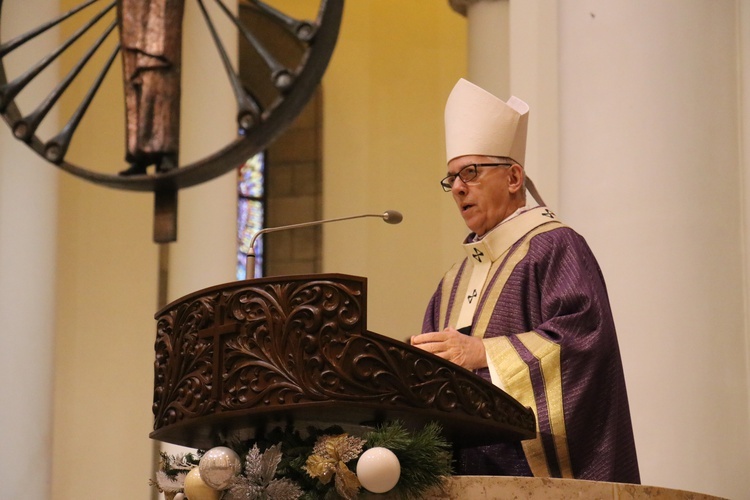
[44,44,120,164]
[246,0,317,42]
[0,0,116,112]
[13,20,117,142]
[0,0,103,57]
[214,0,294,91]
[196,0,262,132]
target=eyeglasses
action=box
[440,163,513,192]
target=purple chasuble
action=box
[422,208,640,483]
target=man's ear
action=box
[507,164,524,193]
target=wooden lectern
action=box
[150,274,536,449]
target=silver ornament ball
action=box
[198,446,242,490]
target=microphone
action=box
[245,210,403,279]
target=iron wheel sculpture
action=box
[0,0,343,241]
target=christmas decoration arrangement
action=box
[150,421,453,499]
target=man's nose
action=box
[451,176,467,194]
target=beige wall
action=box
[322,0,468,339]
[50,1,236,498]
[52,1,158,497]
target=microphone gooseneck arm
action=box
[245,210,403,279]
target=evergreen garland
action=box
[152,421,453,499]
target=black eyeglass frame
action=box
[440,162,514,192]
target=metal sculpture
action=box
[118,0,185,176]
[0,0,344,241]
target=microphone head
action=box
[382,210,403,224]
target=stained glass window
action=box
[237,153,265,280]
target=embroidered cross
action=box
[542,208,556,219]
[467,289,477,303]
[472,248,484,262]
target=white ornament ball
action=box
[356,447,401,494]
[199,446,242,490]
[173,494,185,500]
[183,468,220,500]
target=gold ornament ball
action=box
[198,446,242,490]
[183,467,220,500]
[356,447,401,494]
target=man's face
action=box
[446,155,522,237]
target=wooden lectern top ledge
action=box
[150,273,536,449]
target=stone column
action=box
[449,0,509,97]
[0,2,58,498]
[558,5,748,497]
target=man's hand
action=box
[410,327,487,370]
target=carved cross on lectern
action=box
[198,323,239,401]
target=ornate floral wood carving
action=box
[151,274,535,448]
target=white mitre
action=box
[444,78,530,165]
